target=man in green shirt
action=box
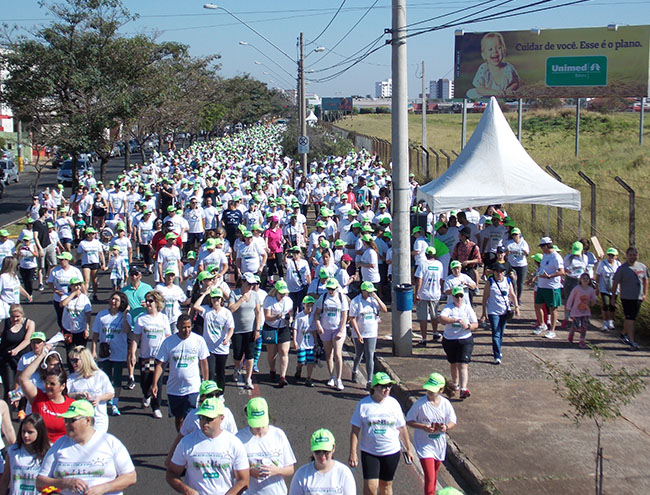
[122,266,153,389]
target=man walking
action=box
[611,247,648,351]
[534,237,565,339]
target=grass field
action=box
[336,109,650,340]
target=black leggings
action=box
[207,353,228,391]
[19,267,35,295]
[512,265,527,303]
[139,358,162,410]
[53,300,64,330]
[266,252,285,279]
[140,244,153,266]
[0,356,18,403]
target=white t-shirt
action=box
[47,266,83,303]
[77,239,103,265]
[293,311,314,350]
[406,395,457,460]
[262,296,294,329]
[360,248,380,283]
[413,237,428,267]
[7,444,42,495]
[286,258,310,292]
[288,461,356,495]
[133,312,171,359]
[156,333,209,396]
[350,395,405,456]
[39,431,135,495]
[184,208,205,233]
[91,310,129,362]
[414,259,443,301]
[62,295,92,334]
[505,239,529,267]
[180,404,238,436]
[157,246,182,276]
[237,242,265,274]
[349,294,381,339]
[440,303,477,340]
[537,251,564,290]
[155,283,188,327]
[443,274,474,303]
[66,370,114,432]
[201,306,235,355]
[236,426,297,495]
[595,259,621,295]
[171,430,249,495]
[56,217,74,241]
[315,292,349,331]
[0,273,21,306]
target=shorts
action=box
[321,326,342,342]
[361,451,401,481]
[621,299,642,320]
[167,393,199,419]
[297,348,315,364]
[535,288,562,308]
[600,293,615,312]
[187,232,204,245]
[232,331,256,360]
[416,299,439,321]
[61,237,73,246]
[44,244,57,267]
[82,263,100,270]
[442,336,474,364]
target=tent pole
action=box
[517,98,523,142]
[461,98,467,150]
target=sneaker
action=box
[619,334,631,345]
[568,331,574,343]
[142,396,151,409]
[305,378,314,388]
[602,322,610,332]
[544,331,557,339]
[533,324,547,335]
[431,332,442,342]
[245,379,254,390]
[336,379,344,391]
[415,340,427,347]
[253,364,260,373]
[473,288,481,296]
[37,283,44,291]
[327,377,336,387]
[126,377,136,390]
[459,389,471,400]
[278,377,288,388]
[608,320,615,330]
[629,342,640,352]
[493,358,501,365]
[365,381,372,390]
[153,409,163,419]
[112,405,121,416]
[351,370,358,382]
[579,341,587,349]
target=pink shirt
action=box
[264,228,284,253]
[566,285,597,318]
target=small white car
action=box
[0,159,19,184]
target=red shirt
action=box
[152,233,183,258]
[263,227,284,254]
[33,390,75,444]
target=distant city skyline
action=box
[2,1,648,98]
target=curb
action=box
[0,216,25,231]
[375,355,497,495]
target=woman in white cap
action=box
[406,373,457,495]
[47,252,82,331]
[439,287,478,399]
[349,281,388,389]
[17,236,38,297]
[349,371,414,495]
[262,280,294,387]
[36,400,137,494]
[289,428,355,495]
[594,248,621,331]
[61,277,92,355]
[313,278,348,391]
[236,397,296,494]
[77,227,105,301]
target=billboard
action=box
[322,97,353,111]
[454,26,650,98]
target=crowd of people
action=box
[0,122,645,495]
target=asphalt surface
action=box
[19,269,425,494]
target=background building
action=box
[429,78,454,99]
[375,78,392,98]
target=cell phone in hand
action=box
[402,451,412,465]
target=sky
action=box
[2,0,650,98]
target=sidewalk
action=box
[373,286,650,494]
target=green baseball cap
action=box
[318,268,329,278]
[412,226,423,235]
[434,221,446,231]
[302,295,316,304]
[57,252,73,261]
[243,230,253,238]
[571,241,583,255]
[325,278,339,290]
[0,229,10,237]
[360,234,372,243]
[199,380,222,396]
[68,277,83,286]
[274,280,289,294]
[58,400,94,418]
[197,271,215,282]
[360,281,376,292]
[205,238,217,249]
[425,246,436,256]
[351,222,362,229]
[606,248,618,256]
[320,240,330,249]
[165,232,178,240]
[371,372,395,388]
[511,228,521,235]
[187,251,197,260]
[164,267,176,276]
[316,221,326,228]
[451,286,465,296]
[310,428,335,452]
[196,397,224,418]
[450,260,462,269]
[423,372,446,393]
[85,227,97,234]
[531,253,543,263]
[30,331,47,342]
[246,397,269,428]
[209,288,224,299]
[361,225,373,233]
[334,239,345,247]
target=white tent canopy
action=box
[417,97,581,214]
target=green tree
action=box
[543,347,648,495]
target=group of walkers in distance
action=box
[0,121,645,495]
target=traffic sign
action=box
[298,136,309,154]
[166,134,174,143]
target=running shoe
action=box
[142,396,151,409]
[544,331,557,339]
[629,342,640,352]
[125,377,136,390]
[153,409,163,419]
[278,377,288,388]
[619,334,631,345]
[336,379,344,391]
[327,377,336,387]
[253,364,260,373]
[351,370,358,382]
[415,340,426,347]
[459,389,471,399]
[305,378,314,387]
[112,405,121,416]
[431,332,442,342]
[533,324,548,335]
[567,331,574,343]
[245,379,254,390]
[493,358,501,365]
[37,284,44,292]
[579,341,587,349]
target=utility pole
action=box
[421,61,427,149]
[17,121,23,172]
[299,32,308,174]
[391,0,412,356]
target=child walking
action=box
[565,273,597,348]
[293,295,316,387]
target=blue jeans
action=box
[488,314,508,360]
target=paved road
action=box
[21,271,425,495]
[0,154,142,227]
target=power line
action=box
[306,0,347,47]
[404,0,503,29]
[307,34,386,73]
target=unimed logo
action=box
[546,56,608,86]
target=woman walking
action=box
[0,304,34,404]
[61,277,92,356]
[0,257,32,322]
[262,280,294,388]
[17,236,38,297]
[481,265,519,365]
[77,227,106,301]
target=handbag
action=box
[261,324,278,344]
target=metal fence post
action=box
[531,204,536,227]
[451,150,459,158]
[615,176,636,248]
[439,149,451,169]
[578,171,596,238]
[545,166,563,237]
[420,146,429,180]
[429,148,440,177]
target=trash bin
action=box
[394,284,413,312]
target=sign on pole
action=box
[298,136,310,154]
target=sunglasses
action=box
[145,299,155,303]
[64,416,85,424]
[69,358,80,364]
[454,294,464,299]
